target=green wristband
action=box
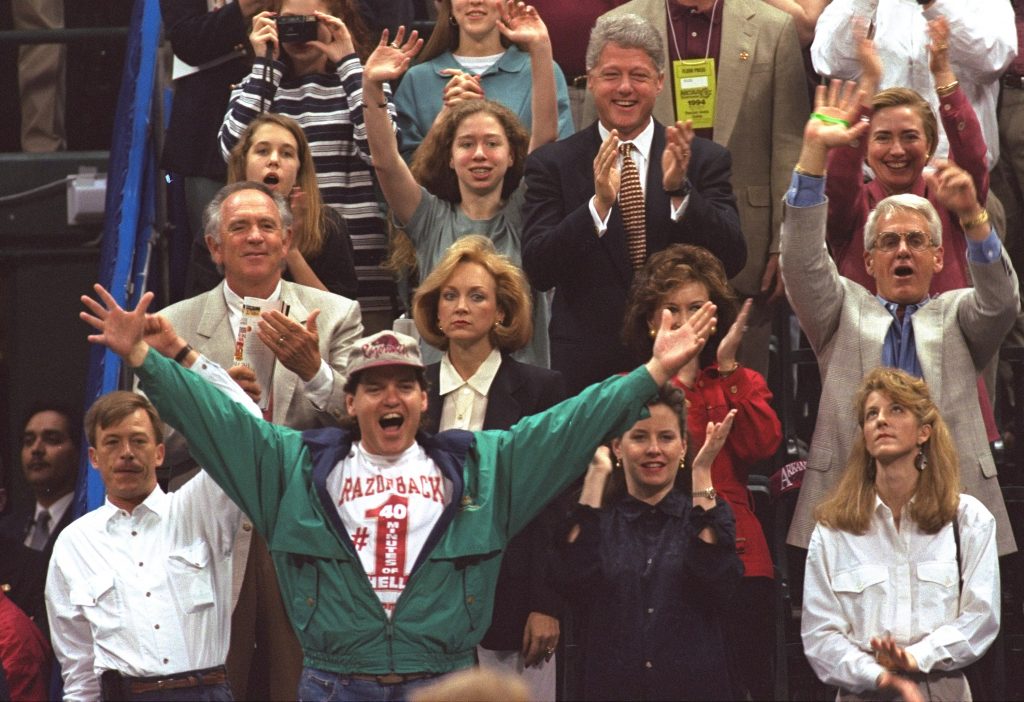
[811,112,851,127]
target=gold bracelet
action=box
[718,362,740,377]
[960,208,990,230]
[794,163,825,178]
[935,80,960,97]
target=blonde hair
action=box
[227,113,327,259]
[412,235,532,352]
[815,368,960,534]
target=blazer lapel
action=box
[196,284,236,356]
[425,363,443,434]
[482,358,524,431]
[714,0,758,150]
[911,302,945,406]
[857,296,893,372]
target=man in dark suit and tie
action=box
[522,12,745,393]
[0,404,80,558]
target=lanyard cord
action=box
[665,0,719,62]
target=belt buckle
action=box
[376,673,405,685]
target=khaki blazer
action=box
[780,201,1019,556]
[589,0,807,293]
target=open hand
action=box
[662,120,694,193]
[257,308,322,382]
[692,409,737,472]
[496,1,550,51]
[80,284,152,367]
[717,298,752,370]
[593,129,622,218]
[364,26,423,85]
[927,16,952,79]
[647,302,716,385]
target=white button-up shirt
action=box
[801,493,1000,694]
[438,349,502,432]
[45,354,251,702]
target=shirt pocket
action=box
[167,540,215,614]
[69,573,122,641]
[916,560,959,629]
[832,563,889,632]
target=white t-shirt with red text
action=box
[327,442,451,615]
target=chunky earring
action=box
[448,15,458,27]
[614,456,622,470]
[678,457,685,471]
[914,446,927,472]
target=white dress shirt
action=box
[812,0,1016,169]
[588,118,690,235]
[44,354,250,702]
[438,349,502,432]
[801,493,1000,694]
[45,474,243,702]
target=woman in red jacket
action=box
[622,243,782,700]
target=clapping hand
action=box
[647,302,717,386]
[662,120,695,194]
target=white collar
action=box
[438,348,503,397]
[101,484,167,522]
[36,491,73,527]
[598,117,656,162]
[221,279,283,314]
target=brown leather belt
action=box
[121,666,228,694]
[1002,73,1024,89]
[348,672,436,685]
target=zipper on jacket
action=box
[386,620,395,670]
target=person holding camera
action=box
[220,0,399,333]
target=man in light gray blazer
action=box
[159,181,363,699]
[781,85,1019,556]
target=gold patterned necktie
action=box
[619,143,646,269]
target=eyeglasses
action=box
[872,230,934,252]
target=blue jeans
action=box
[298,667,443,702]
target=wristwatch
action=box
[693,486,717,500]
[665,179,692,199]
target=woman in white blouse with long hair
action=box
[801,367,999,702]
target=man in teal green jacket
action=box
[80,283,717,700]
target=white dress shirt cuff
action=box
[305,359,335,409]
[589,195,612,237]
[670,193,691,220]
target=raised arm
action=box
[781,80,869,353]
[929,0,1015,85]
[363,27,425,225]
[496,1,558,152]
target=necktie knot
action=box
[619,142,634,159]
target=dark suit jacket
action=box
[0,536,47,629]
[425,356,568,650]
[0,498,74,559]
[160,0,252,178]
[522,121,745,393]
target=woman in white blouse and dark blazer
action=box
[412,235,566,701]
[801,367,1000,702]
